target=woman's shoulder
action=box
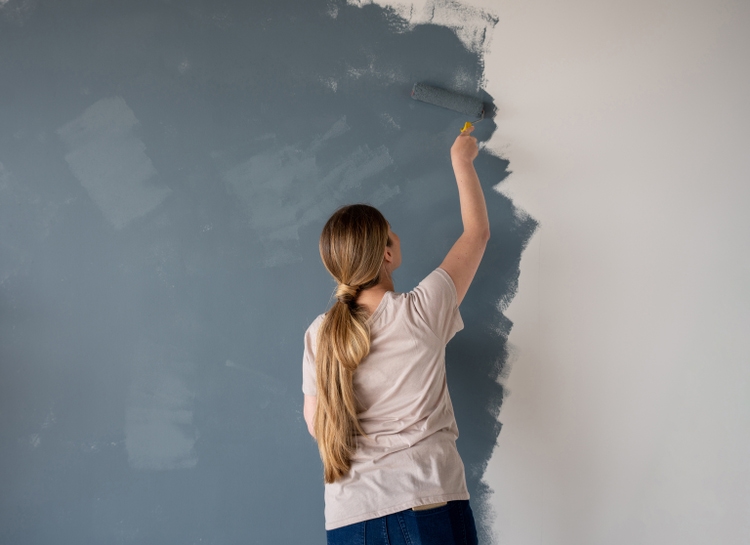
[400,267,463,341]
[406,267,456,299]
[305,313,326,336]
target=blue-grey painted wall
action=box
[0,1,536,543]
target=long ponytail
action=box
[315,204,390,483]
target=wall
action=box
[0,1,532,543]
[352,0,750,542]
[472,0,750,543]
[5,0,747,543]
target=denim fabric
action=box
[326,500,478,545]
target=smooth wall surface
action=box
[470,0,750,543]
[0,1,534,543]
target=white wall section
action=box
[485,1,750,543]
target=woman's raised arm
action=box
[439,127,490,305]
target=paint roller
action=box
[410,83,485,132]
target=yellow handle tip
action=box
[461,121,473,132]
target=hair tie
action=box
[335,283,359,304]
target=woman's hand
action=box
[450,126,479,164]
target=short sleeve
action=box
[302,315,323,396]
[410,267,464,343]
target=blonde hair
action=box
[315,204,390,483]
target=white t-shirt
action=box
[302,267,470,530]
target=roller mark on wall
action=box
[125,341,198,470]
[347,0,497,57]
[310,116,351,152]
[320,76,340,92]
[57,97,171,230]
[326,1,339,19]
[0,0,38,25]
[379,113,401,130]
[369,184,401,206]
[221,117,395,264]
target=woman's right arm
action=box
[439,127,490,306]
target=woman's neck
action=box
[356,277,394,316]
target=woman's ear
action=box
[383,245,393,264]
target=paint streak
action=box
[57,97,171,230]
[379,113,402,130]
[125,341,198,470]
[0,0,37,26]
[326,1,340,19]
[347,0,498,56]
[345,58,406,84]
[220,117,396,264]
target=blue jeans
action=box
[326,500,478,545]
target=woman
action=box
[302,126,489,545]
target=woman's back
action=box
[303,268,469,530]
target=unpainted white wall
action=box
[479,1,750,544]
